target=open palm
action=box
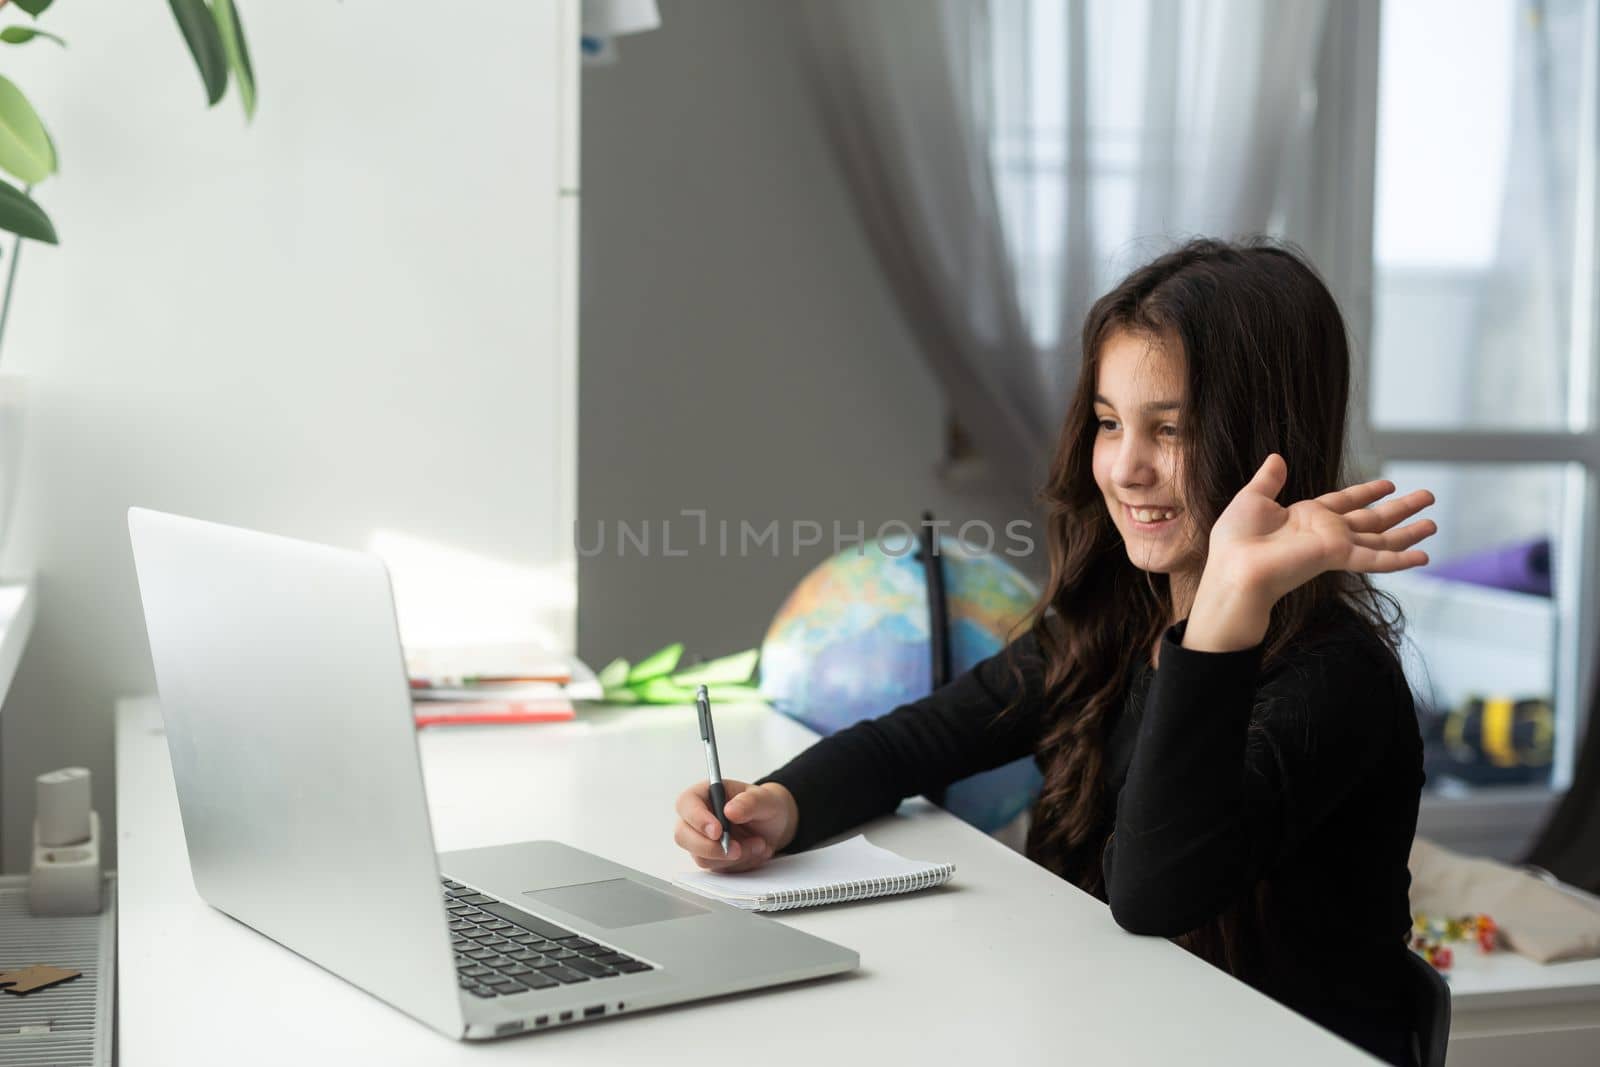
[1207,454,1436,605]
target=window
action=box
[985,0,1600,808]
[1369,0,1599,796]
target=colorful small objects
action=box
[1471,914,1498,953]
[1409,912,1498,974]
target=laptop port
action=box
[534,1015,549,1027]
[559,1011,573,1022]
[494,1021,525,1036]
[584,1005,605,1019]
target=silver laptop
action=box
[127,507,858,1039]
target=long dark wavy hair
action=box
[1012,237,1402,973]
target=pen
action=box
[695,684,733,856]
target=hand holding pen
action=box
[672,685,801,873]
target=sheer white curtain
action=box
[993,1,1329,354]
[1465,0,1584,428]
[790,1,1046,492]
[794,0,1378,487]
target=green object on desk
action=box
[626,643,683,684]
[671,649,759,687]
[596,656,630,691]
[597,646,762,705]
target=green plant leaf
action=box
[14,1,56,17]
[626,643,683,685]
[0,27,66,47]
[0,75,55,184]
[168,0,228,105]
[600,686,640,705]
[596,657,630,690]
[670,649,759,688]
[0,181,57,244]
[211,0,255,119]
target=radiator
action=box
[0,874,114,1067]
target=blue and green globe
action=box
[759,537,1044,833]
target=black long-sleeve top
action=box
[758,604,1424,1066]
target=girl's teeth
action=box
[1132,508,1176,523]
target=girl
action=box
[672,239,1433,1066]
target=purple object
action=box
[1430,538,1552,597]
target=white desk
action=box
[116,697,1379,1065]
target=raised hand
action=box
[1183,454,1436,653]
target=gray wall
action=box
[577,0,1043,669]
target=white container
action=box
[29,810,103,916]
[36,765,92,846]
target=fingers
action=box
[1343,489,1436,534]
[1351,519,1437,552]
[673,817,735,860]
[1345,546,1430,574]
[671,819,773,871]
[1246,453,1288,500]
[691,833,772,873]
[676,778,767,833]
[674,785,724,842]
[723,786,774,825]
[1315,479,1396,515]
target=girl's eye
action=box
[1158,424,1179,437]
[1097,418,1118,432]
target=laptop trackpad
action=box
[524,878,709,929]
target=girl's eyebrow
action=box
[1094,394,1181,413]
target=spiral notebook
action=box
[674,835,955,912]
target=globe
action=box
[760,536,1045,833]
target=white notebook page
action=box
[675,834,952,909]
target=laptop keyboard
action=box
[442,878,655,998]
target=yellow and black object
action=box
[1426,695,1554,787]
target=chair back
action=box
[1400,947,1451,1067]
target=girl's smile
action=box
[1122,503,1183,531]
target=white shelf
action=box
[1448,942,1600,1012]
[0,580,35,713]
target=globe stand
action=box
[917,511,951,809]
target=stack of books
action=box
[405,645,602,727]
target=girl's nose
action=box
[1111,435,1156,488]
